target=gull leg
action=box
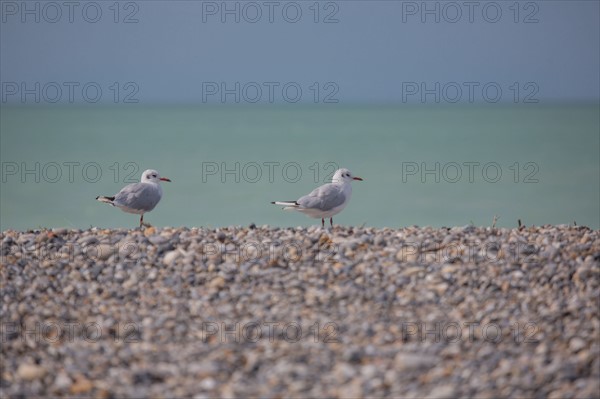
[140,214,152,228]
[330,218,333,228]
[321,218,325,228]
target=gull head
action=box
[332,168,363,184]
[141,169,171,184]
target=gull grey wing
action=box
[113,183,160,212]
[297,184,346,211]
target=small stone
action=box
[209,276,226,289]
[114,271,125,283]
[95,388,112,399]
[70,375,93,394]
[53,372,72,390]
[461,225,476,233]
[402,266,423,276]
[148,235,168,245]
[441,265,459,274]
[433,283,449,294]
[361,364,378,379]
[374,236,386,246]
[569,337,586,352]
[78,236,99,246]
[395,353,437,371]
[429,384,456,399]
[91,265,103,279]
[123,275,138,289]
[343,349,363,363]
[96,244,114,261]
[148,270,158,280]
[200,377,216,390]
[163,250,180,265]
[17,364,46,380]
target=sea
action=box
[1,104,598,230]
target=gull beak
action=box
[160,177,172,182]
[353,177,363,181]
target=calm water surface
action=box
[1,105,598,230]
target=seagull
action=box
[271,168,363,227]
[96,169,171,228]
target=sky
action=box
[1,0,599,105]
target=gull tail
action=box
[96,196,115,205]
[271,201,299,211]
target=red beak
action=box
[353,177,363,181]
[160,177,171,182]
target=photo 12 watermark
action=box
[401,81,539,104]
[200,1,340,24]
[395,239,540,264]
[400,321,540,344]
[1,161,144,184]
[201,82,339,104]
[1,321,141,344]
[201,321,340,343]
[400,1,540,24]
[1,81,140,104]
[200,239,339,265]
[201,161,341,184]
[401,161,540,184]
[1,1,140,24]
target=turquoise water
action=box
[1,105,598,230]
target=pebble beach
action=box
[1,225,599,398]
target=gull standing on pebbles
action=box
[271,168,363,227]
[96,169,171,228]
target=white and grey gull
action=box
[271,168,363,227]
[96,169,171,228]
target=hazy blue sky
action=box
[1,1,599,104]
